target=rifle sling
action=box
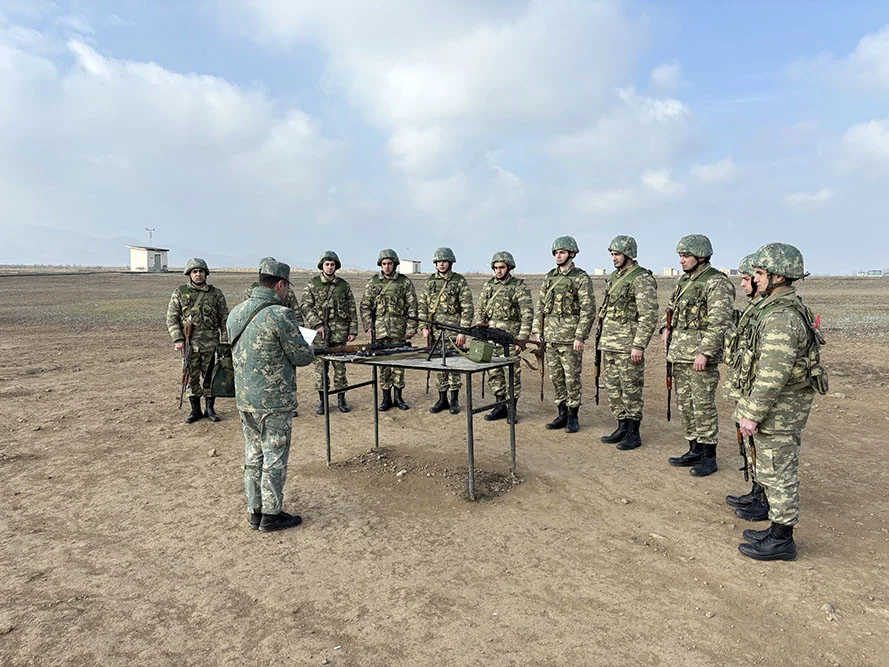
[231,302,276,348]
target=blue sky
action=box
[1,0,888,274]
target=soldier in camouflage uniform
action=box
[663,235,735,476]
[302,251,358,415]
[244,257,305,326]
[228,259,314,532]
[474,251,534,423]
[359,248,418,411]
[418,247,474,415]
[532,236,596,434]
[735,243,826,561]
[166,258,229,424]
[597,236,658,450]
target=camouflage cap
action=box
[754,242,806,280]
[317,250,341,271]
[258,256,276,269]
[738,253,757,276]
[259,258,291,283]
[491,251,516,269]
[433,247,456,263]
[676,234,713,258]
[608,235,637,260]
[184,257,209,275]
[377,248,400,266]
[552,235,579,254]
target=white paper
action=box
[299,326,317,346]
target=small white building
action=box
[663,267,679,278]
[127,245,169,272]
[592,267,607,276]
[404,259,422,274]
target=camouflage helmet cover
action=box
[552,235,580,255]
[433,247,457,263]
[377,248,400,266]
[491,251,516,269]
[259,258,291,283]
[738,253,757,276]
[608,235,638,260]
[184,257,210,275]
[675,234,713,258]
[317,250,341,271]
[753,242,806,280]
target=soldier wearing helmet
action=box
[244,257,305,328]
[301,250,358,414]
[360,249,419,411]
[531,236,596,434]
[734,243,825,561]
[597,236,658,450]
[473,251,534,423]
[418,247,474,414]
[664,234,736,477]
[166,258,229,424]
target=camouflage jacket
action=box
[301,274,358,345]
[166,282,229,344]
[532,262,596,344]
[474,274,533,339]
[418,271,474,328]
[723,294,763,401]
[664,263,735,363]
[359,273,418,340]
[732,287,824,434]
[244,282,304,325]
[227,286,314,413]
[598,263,658,353]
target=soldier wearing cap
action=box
[359,249,418,411]
[531,236,596,434]
[474,251,534,423]
[302,251,358,414]
[418,247,474,415]
[663,234,735,476]
[244,257,305,326]
[227,259,314,532]
[597,236,658,450]
[166,258,229,423]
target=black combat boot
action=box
[565,406,580,433]
[378,387,392,412]
[204,397,220,422]
[337,392,350,413]
[185,396,204,423]
[248,510,262,530]
[315,391,325,415]
[668,440,702,466]
[726,481,762,508]
[734,486,770,521]
[601,419,628,444]
[742,525,773,543]
[506,398,519,425]
[690,444,718,476]
[448,390,460,414]
[546,402,568,430]
[393,387,410,410]
[738,522,797,561]
[485,394,509,421]
[617,419,642,450]
[429,391,449,414]
[258,511,303,533]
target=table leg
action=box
[466,374,475,500]
[372,365,379,450]
[323,358,331,465]
[508,361,516,475]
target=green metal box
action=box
[468,339,495,363]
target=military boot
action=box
[448,390,460,414]
[204,397,220,422]
[617,419,642,450]
[668,440,702,466]
[258,511,303,533]
[738,522,797,561]
[726,481,762,508]
[734,486,770,521]
[506,398,519,425]
[485,394,509,421]
[185,396,204,423]
[742,525,772,543]
[337,392,350,413]
[430,391,449,414]
[248,510,262,530]
[393,387,410,410]
[378,387,393,412]
[601,419,628,444]
[565,406,580,434]
[690,444,718,477]
[315,391,325,415]
[546,402,568,430]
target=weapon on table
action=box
[322,341,413,355]
[516,338,545,401]
[594,309,603,406]
[736,423,749,482]
[665,307,674,421]
[408,317,516,348]
[178,321,194,409]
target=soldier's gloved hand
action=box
[175,341,185,353]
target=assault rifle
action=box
[665,307,674,421]
[320,305,331,344]
[516,338,546,401]
[736,423,749,482]
[594,309,604,406]
[322,341,413,356]
[178,321,194,409]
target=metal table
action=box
[320,354,518,500]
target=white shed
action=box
[404,259,422,274]
[127,245,169,272]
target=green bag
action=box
[209,343,235,398]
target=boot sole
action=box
[616,442,642,450]
[738,543,797,561]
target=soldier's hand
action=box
[661,329,669,346]
[631,348,643,364]
[531,333,541,343]
[346,334,356,343]
[405,332,415,339]
[573,339,584,352]
[175,341,185,353]
[455,333,467,347]
[422,328,430,341]
[365,328,372,336]
[693,353,708,371]
[316,327,325,340]
[739,418,759,437]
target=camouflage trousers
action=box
[753,432,801,525]
[184,339,217,398]
[603,351,644,421]
[313,355,348,392]
[435,370,462,392]
[547,343,583,408]
[487,344,521,398]
[673,362,720,445]
[241,411,293,515]
[377,337,406,389]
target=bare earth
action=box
[1,270,887,666]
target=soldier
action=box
[473,251,533,423]
[228,259,314,532]
[531,236,596,434]
[597,236,658,450]
[166,258,229,424]
[244,257,305,326]
[301,251,358,414]
[359,249,418,411]
[735,243,826,560]
[418,247,474,415]
[663,234,735,476]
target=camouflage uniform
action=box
[418,263,474,392]
[227,260,314,527]
[360,267,418,391]
[244,282,304,325]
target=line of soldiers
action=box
[166,236,826,558]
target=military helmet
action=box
[377,248,400,267]
[184,257,209,276]
[491,251,516,270]
[552,235,579,255]
[608,235,637,260]
[753,243,806,280]
[675,234,713,258]
[738,253,757,276]
[433,247,457,263]
[259,258,291,283]
[317,250,341,271]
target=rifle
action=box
[321,305,331,345]
[409,317,515,348]
[736,423,749,482]
[178,321,194,409]
[515,338,545,401]
[323,341,413,355]
[665,307,674,421]
[594,310,603,406]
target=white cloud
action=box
[649,61,681,95]
[691,157,736,183]
[573,187,637,215]
[788,23,889,90]
[785,187,834,209]
[641,168,685,198]
[386,126,447,174]
[840,117,889,164]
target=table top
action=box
[321,353,518,372]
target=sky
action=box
[1,0,888,274]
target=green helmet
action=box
[184,257,209,275]
[552,236,579,255]
[317,250,341,271]
[377,248,400,267]
[491,251,516,270]
[738,253,757,276]
[433,247,456,263]
[676,234,713,258]
[608,235,637,260]
[753,243,806,280]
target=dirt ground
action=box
[1,269,887,666]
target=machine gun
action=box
[410,317,515,348]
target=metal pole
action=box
[508,361,516,475]
[466,373,475,500]
[323,358,331,465]
[372,365,380,450]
